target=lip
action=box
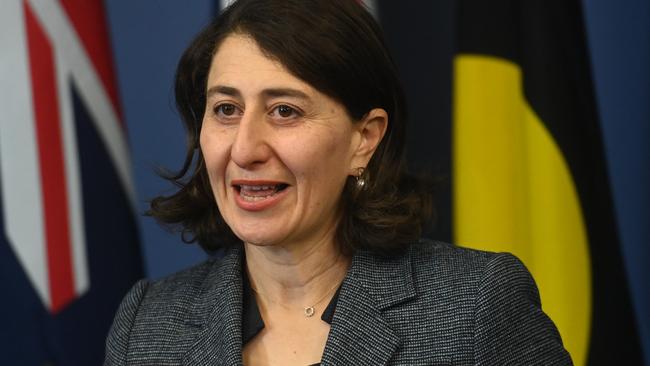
[231,179,290,212]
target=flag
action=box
[0,0,143,364]
[452,0,643,364]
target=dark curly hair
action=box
[148,0,433,255]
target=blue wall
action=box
[583,0,650,362]
[105,1,212,279]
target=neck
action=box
[244,235,350,306]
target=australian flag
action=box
[0,0,143,364]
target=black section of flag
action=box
[456,0,642,363]
[378,0,455,242]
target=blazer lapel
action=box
[179,246,416,365]
[182,248,244,366]
[321,248,416,366]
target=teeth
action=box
[241,194,273,202]
[239,190,276,201]
[237,183,281,202]
[240,184,275,191]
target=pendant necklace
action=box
[251,282,341,318]
[302,283,340,317]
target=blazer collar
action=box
[321,247,416,366]
[181,245,416,366]
[182,247,244,366]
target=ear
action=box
[349,108,388,173]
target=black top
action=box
[241,267,341,366]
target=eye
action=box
[277,105,294,118]
[269,104,301,120]
[214,103,239,117]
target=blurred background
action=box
[0,0,647,365]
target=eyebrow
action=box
[206,85,311,101]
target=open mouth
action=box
[233,183,289,202]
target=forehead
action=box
[207,33,314,94]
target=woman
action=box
[105,0,572,365]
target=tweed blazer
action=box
[104,239,572,365]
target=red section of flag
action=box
[24,1,76,313]
[59,0,123,124]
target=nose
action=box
[230,110,272,169]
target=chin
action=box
[225,211,294,248]
[231,228,284,247]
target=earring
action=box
[355,167,367,190]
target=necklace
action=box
[303,283,340,317]
[251,282,342,318]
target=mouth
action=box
[230,180,290,210]
[233,182,290,202]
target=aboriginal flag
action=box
[0,1,143,365]
[452,0,643,364]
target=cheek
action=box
[285,129,352,188]
[200,127,231,184]
[317,127,354,167]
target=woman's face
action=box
[200,34,376,249]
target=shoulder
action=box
[141,255,220,305]
[123,251,235,317]
[104,251,238,365]
[407,238,531,292]
[406,239,545,331]
[403,239,570,364]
